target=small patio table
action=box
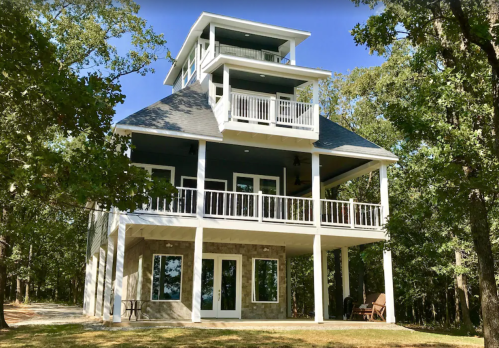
[121,300,149,321]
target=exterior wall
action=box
[122,239,286,320]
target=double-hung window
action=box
[252,258,278,303]
[181,46,197,89]
[151,255,183,301]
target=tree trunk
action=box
[468,189,499,347]
[445,286,450,328]
[0,235,10,328]
[357,245,366,303]
[455,247,474,332]
[333,249,343,318]
[455,280,461,325]
[15,277,22,304]
[24,244,32,304]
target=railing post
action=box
[349,198,355,229]
[258,191,263,223]
[270,97,276,127]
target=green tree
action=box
[350,2,499,344]
[0,0,173,328]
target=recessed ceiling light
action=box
[260,74,265,77]
[244,149,250,153]
[245,34,250,37]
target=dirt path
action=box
[4,304,37,324]
[6,303,99,327]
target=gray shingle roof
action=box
[117,82,222,139]
[313,117,397,159]
[118,84,396,160]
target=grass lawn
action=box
[0,324,484,347]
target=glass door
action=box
[200,254,242,319]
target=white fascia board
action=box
[223,122,319,141]
[114,124,223,142]
[164,12,311,85]
[203,55,331,80]
[313,147,399,162]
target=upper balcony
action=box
[207,66,321,141]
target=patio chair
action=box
[350,293,386,321]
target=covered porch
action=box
[83,218,395,325]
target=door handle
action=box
[218,289,221,301]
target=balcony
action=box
[215,44,289,65]
[212,92,318,136]
[138,187,383,230]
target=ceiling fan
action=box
[293,155,311,167]
[294,174,311,186]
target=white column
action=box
[95,246,106,317]
[322,252,329,320]
[289,39,296,65]
[313,234,324,323]
[112,219,126,323]
[312,153,321,227]
[83,259,91,315]
[313,80,320,133]
[88,254,98,316]
[196,140,206,219]
[286,257,292,318]
[103,235,115,321]
[380,164,396,323]
[341,246,350,320]
[209,23,215,59]
[191,227,204,322]
[223,65,230,123]
[137,256,143,301]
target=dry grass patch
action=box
[0,324,484,347]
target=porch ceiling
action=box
[123,224,382,256]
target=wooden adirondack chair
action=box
[350,293,386,321]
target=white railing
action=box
[320,199,352,227]
[321,199,383,229]
[277,100,314,129]
[145,187,197,216]
[204,190,259,220]
[231,93,273,123]
[262,194,314,224]
[228,92,315,129]
[353,202,383,229]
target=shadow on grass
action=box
[0,325,484,348]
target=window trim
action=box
[150,254,184,302]
[233,173,280,195]
[180,176,227,191]
[133,163,176,186]
[251,257,279,303]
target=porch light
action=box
[245,34,250,36]
[260,74,265,77]
[244,149,250,153]
[293,155,301,166]
[188,144,196,155]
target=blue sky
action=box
[113,0,384,123]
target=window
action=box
[233,173,279,195]
[252,258,278,302]
[151,255,183,301]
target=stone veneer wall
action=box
[122,240,286,320]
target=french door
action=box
[200,254,242,319]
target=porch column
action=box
[313,234,324,323]
[196,140,206,219]
[286,257,292,318]
[83,259,91,315]
[289,39,296,65]
[322,252,329,320]
[313,80,320,134]
[341,246,349,319]
[223,65,230,122]
[112,218,126,323]
[95,246,106,317]
[311,153,321,227]
[380,164,396,323]
[192,227,204,322]
[88,254,98,316]
[209,23,215,59]
[102,235,115,321]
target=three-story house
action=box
[83,12,397,324]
